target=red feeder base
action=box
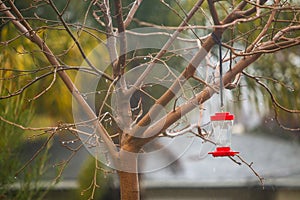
[208,147,239,157]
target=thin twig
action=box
[127,0,205,95]
[0,115,56,131]
[192,75,219,93]
[0,0,118,158]
[243,71,300,114]
[29,67,57,101]
[53,150,78,183]
[235,155,265,188]
[48,0,113,81]
[15,131,56,177]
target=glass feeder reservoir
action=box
[208,112,239,157]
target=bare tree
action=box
[1,0,300,199]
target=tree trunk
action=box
[118,170,140,200]
[118,145,140,200]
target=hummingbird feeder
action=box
[208,34,239,157]
[208,112,239,157]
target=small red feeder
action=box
[208,112,239,157]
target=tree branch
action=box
[95,0,119,77]
[124,0,143,28]
[127,0,265,142]
[0,0,118,158]
[126,0,205,96]
[109,25,300,142]
[208,0,220,25]
[15,131,55,177]
[114,0,127,76]
[47,0,113,81]
[128,52,262,150]
[247,0,279,53]
[243,71,300,131]
[235,154,265,187]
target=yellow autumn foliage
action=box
[0,22,107,125]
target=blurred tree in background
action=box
[0,79,50,199]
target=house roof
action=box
[22,131,300,189]
[141,133,300,188]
